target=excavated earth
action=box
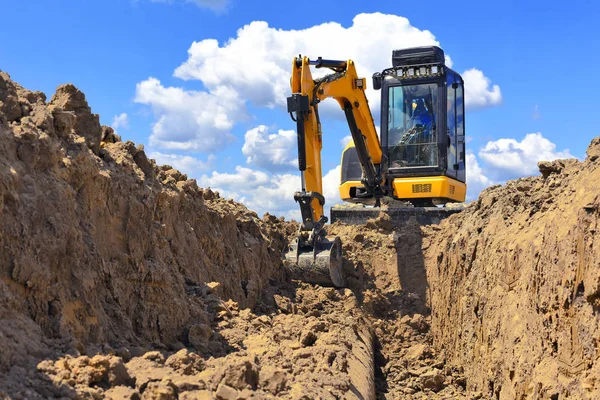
[1,71,599,400]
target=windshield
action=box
[387,83,439,168]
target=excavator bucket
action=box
[283,236,346,288]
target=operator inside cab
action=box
[388,84,438,169]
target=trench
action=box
[328,216,489,399]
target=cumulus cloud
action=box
[148,151,216,174]
[242,125,297,171]
[340,125,379,148]
[340,135,352,148]
[174,14,440,113]
[111,113,129,132]
[478,133,573,180]
[197,164,342,221]
[172,13,500,118]
[322,165,343,207]
[200,165,271,189]
[137,13,501,155]
[200,168,302,219]
[241,173,302,217]
[466,152,494,200]
[134,77,240,152]
[462,68,502,110]
[148,0,229,12]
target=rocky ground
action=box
[1,70,599,399]
[29,283,373,399]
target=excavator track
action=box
[330,206,463,225]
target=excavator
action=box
[283,46,466,287]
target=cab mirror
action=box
[372,73,382,90]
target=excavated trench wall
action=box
[0,71,290,350]
[424,145,600,399]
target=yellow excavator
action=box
[283,46,466,287]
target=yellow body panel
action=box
[339,180,360,202]
[340,176,466,203]
[392,176,466,202]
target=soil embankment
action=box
[1,71,599,399]
[424,144,600,399]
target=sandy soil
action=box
[1,70,599,400]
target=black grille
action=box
[392,46,445,68]
[341,147,363,183]
[412,184,432,193]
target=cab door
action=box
[446,72,466,183]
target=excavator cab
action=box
[339,46,466,207]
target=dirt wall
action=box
[0,72,379,400]
[424,142,600,399]
[0,70,293,355]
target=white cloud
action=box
[134,77,240,152]
[242,125,297,171]
[466,152,494,200]
[243,173,301,216]
[200,165,271,189]
[148,151,216,174]
[478,133,573,180]
[533,105,541,119]
[462,68,502,111]
[137,13,501,156]
[197,164,342,221]
[340,124,380,148]
[172,13,499,119]
[111,113,129,132]
[322,165,342,207]
[340,135,352,148]
[203,169,302,219]
[148,0,229,12]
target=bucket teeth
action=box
[283,236,346,288]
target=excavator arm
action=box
[283,55,384,287]
[288,56,383,228]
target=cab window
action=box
[446,73,466,175]
[387,84,438,168]
[446,73,457,173]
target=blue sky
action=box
[2,0,599,218]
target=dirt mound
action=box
[0,72,379,400]
[33,284,374,399]
[327,139,600,399]
[0,71,298,398]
